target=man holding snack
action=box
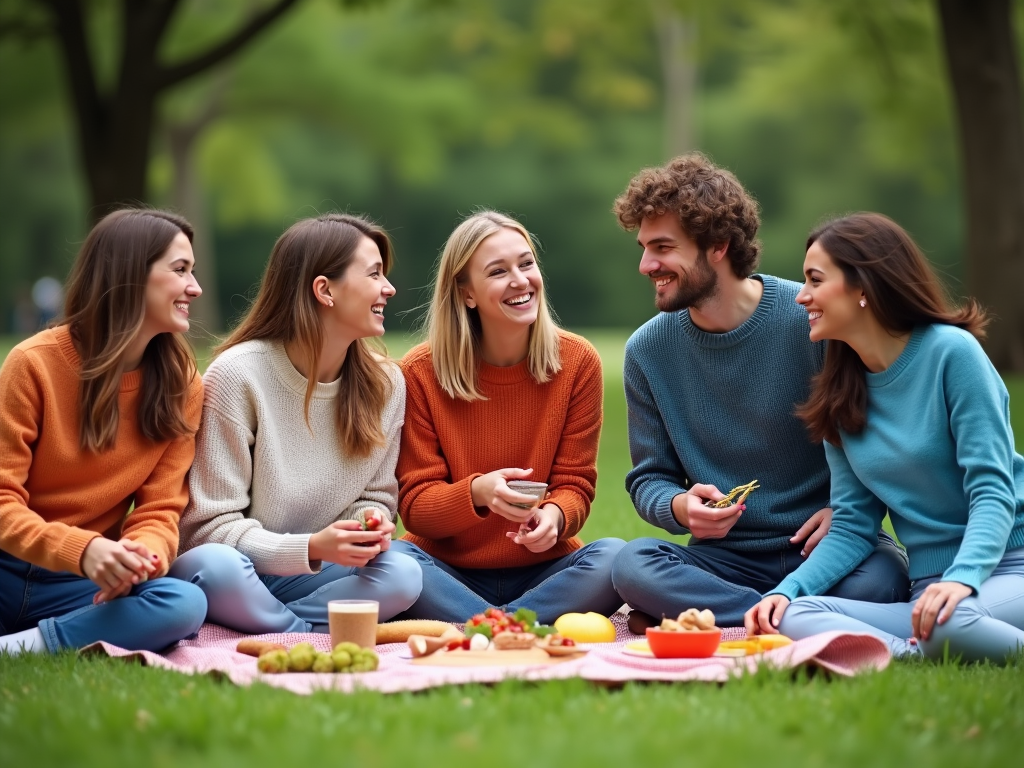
[609,153,910,628]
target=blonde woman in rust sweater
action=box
[0,209,207,655]
[171,214,421,633]
[392,211,625,624]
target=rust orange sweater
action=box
[0,326,203,576]
[398,330,603,569]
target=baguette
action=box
[376,619,462,644]
[236,639,287,658]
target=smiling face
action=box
[459,227,542,336]
[797,240,866,342]
[637,214,717,312]
[142,231,201,336]
[328,235,396,340]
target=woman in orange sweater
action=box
[0,209,207,654]
[392,211,625,624]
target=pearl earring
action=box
[859,299,867,308]
[328,301,334,307]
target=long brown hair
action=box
[63,208,199,452]
[219,213,394,457]
[797,212,987,445]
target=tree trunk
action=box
[651,1,697,160]
[937,0,1024,371]
[168,123,222,334]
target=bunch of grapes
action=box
[256,641,380,674]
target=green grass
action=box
[2,330,1024,767]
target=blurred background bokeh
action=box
[2,0,1022,363]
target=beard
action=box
[655,250,719,313]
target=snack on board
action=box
[236,639,287,658]
[376,619,463,644]
[704,480,760,508]
[254,641,380,674]
[659,608,717,632]
[492,631,539,650]
[717,635,793,656]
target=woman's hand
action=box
[470,468,539,523]
[506,504,564,553]
[81,537,157,604]
[911,581,972,641]
[308,520,383,568]
[790,507,832,557]
[374,514,396,552]
[744,594,791,635]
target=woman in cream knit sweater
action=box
[171,214,421,633]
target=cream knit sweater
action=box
[178,339,405,576]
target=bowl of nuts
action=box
[645,608,721,658]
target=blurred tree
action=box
[8,0,304,220]
[937,0,1024,371]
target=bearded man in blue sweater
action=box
[609,154,909,628]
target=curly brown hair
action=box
[613,152,762,278]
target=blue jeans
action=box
[779,546,1024,663]
[169,543,423,634]
[0,549,207,652]
[612,532,909,627]
[390,538,627,625]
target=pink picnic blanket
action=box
[85,614,890,694]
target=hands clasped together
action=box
[81,537,160,605]
[471,467,564,553]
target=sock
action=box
[0,627,48,655]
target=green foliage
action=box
[0,0,998,335]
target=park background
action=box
[1,2,1023,767]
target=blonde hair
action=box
[218,213,394,457]
[426,211,561,400]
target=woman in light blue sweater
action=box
[744,212,1024,663]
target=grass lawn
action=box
[2,330,1024,768]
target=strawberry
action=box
[362,509,383,531]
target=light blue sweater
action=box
[624,275,830,552]
[774,324,1024,599]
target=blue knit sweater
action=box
[774,324,1024,599]
[624,275,830,552]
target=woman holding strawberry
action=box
[391,211,625,624]
[170,214,421,634]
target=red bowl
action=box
[645,627,722,658]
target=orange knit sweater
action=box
[0,326,203,576]
[398,330,603,569]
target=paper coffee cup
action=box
[328,599,379,649]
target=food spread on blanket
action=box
[704,479,760,508]
[658,608,717,632]
[244,640,381,674]
[406,607,582,659]
[553,612,617,643]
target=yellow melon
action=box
[553,612,617,643]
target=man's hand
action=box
[671,483,743,539]
[744,594,791,635]
[308,520,382,568]
[790,507,832,557]
[506,504,563,553]
[470,468,540,523]
[81,537,156,604]
[911,581,972,641]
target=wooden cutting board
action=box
[410,647,581,667]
